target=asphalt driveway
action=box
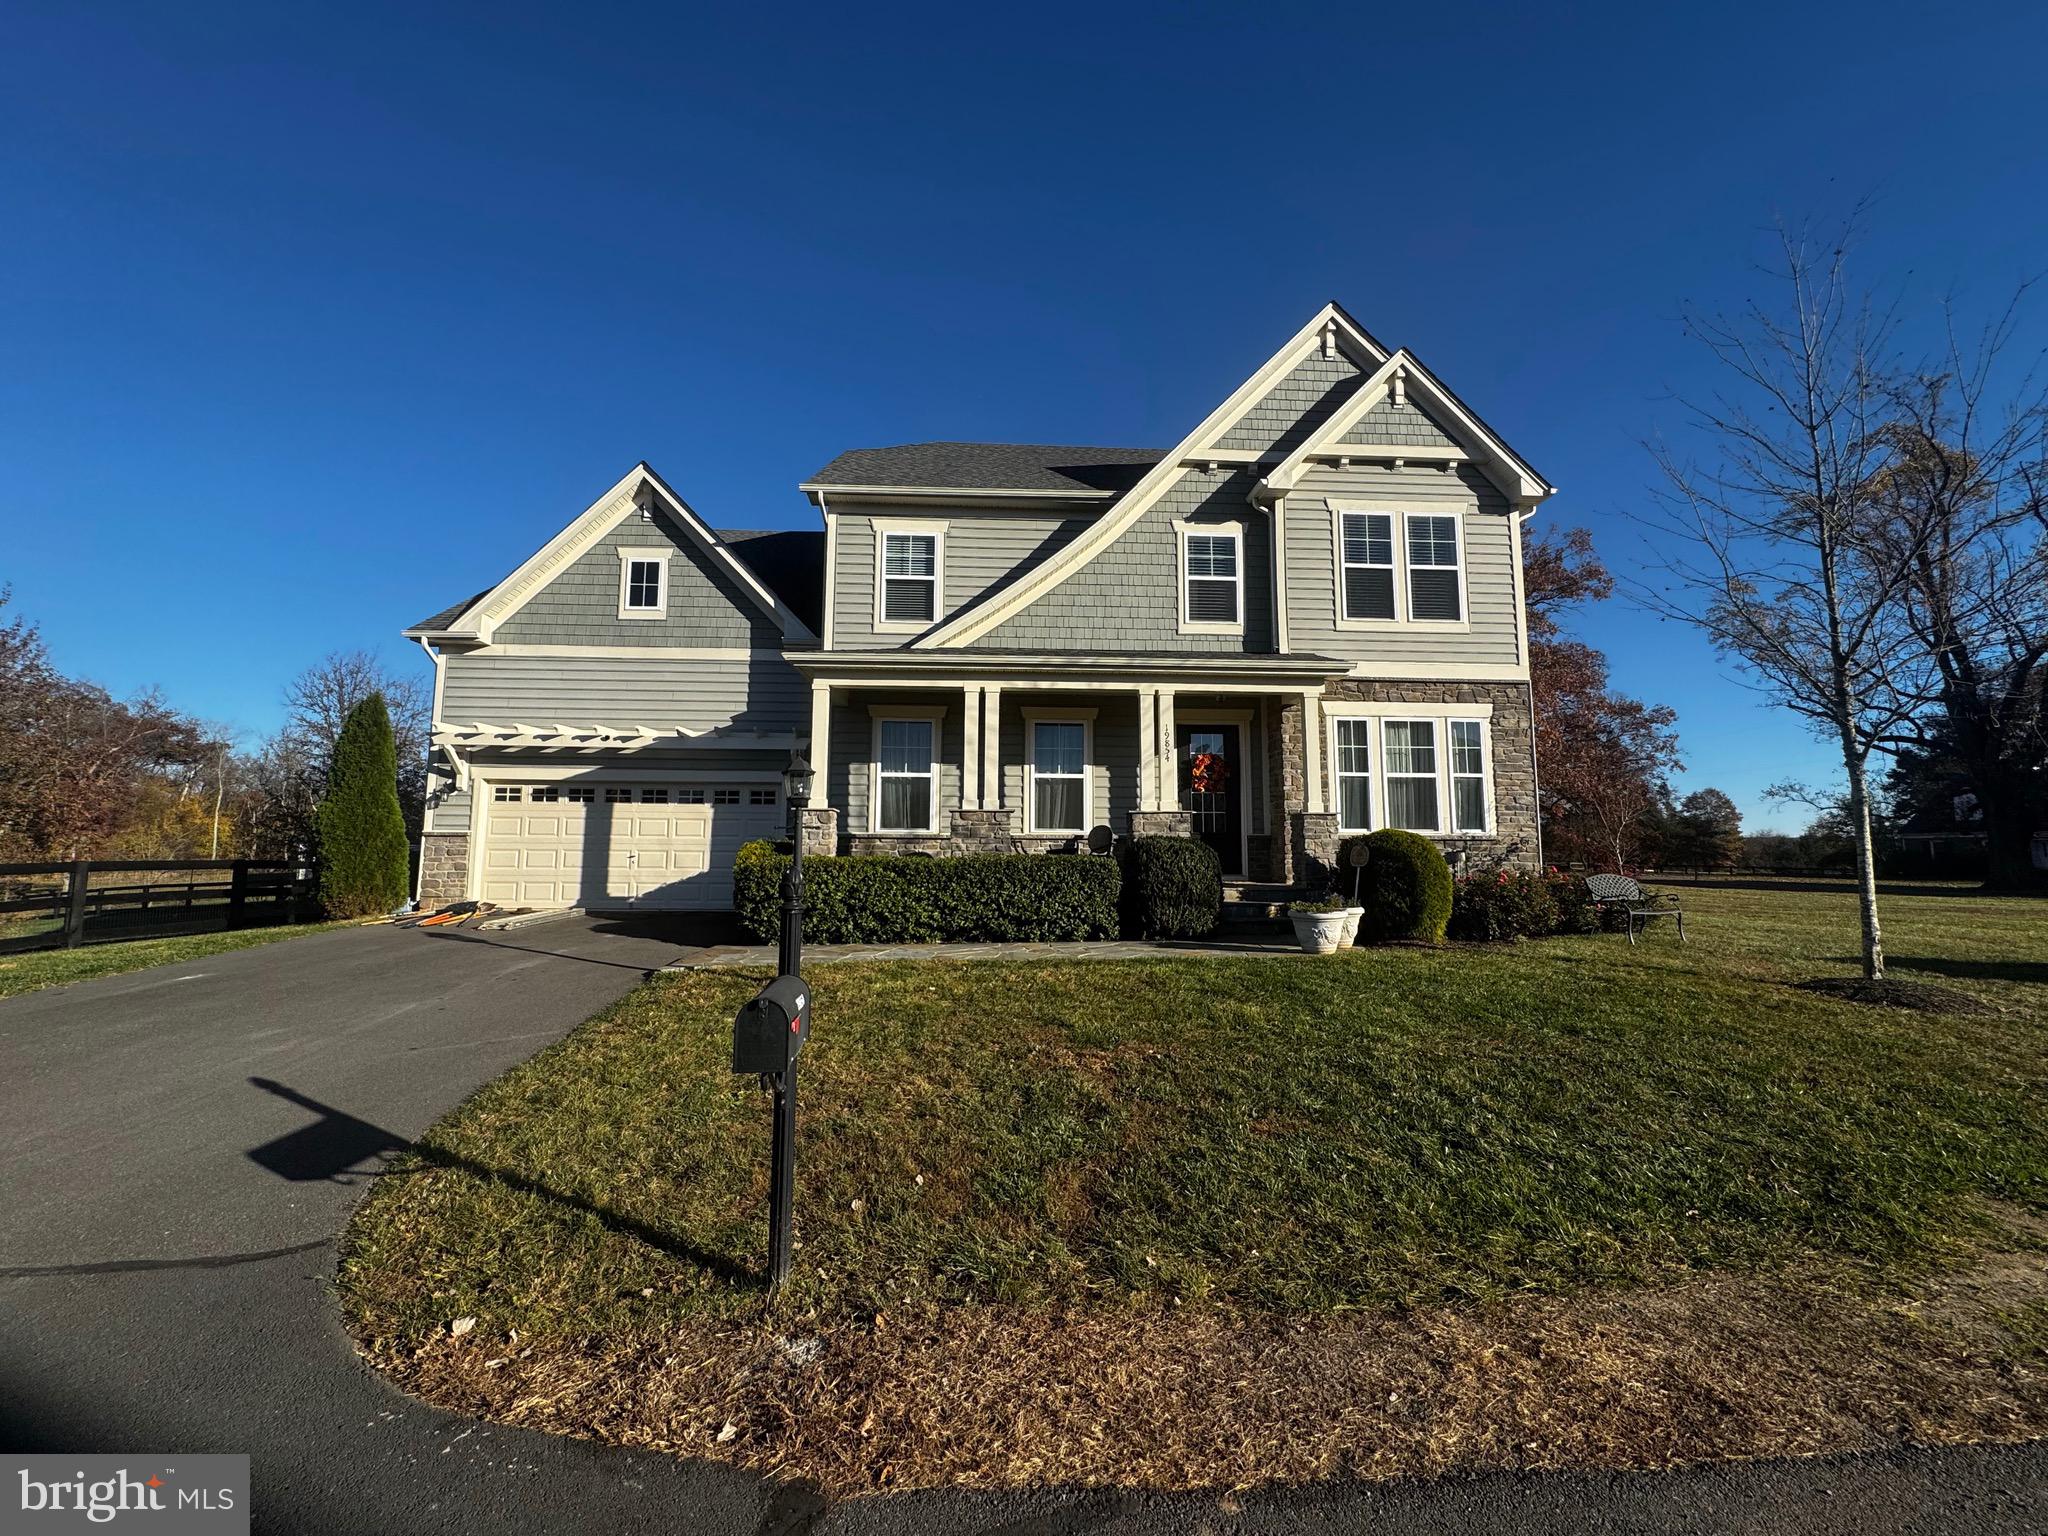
[2,918,2042,1535]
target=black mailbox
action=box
[732,974,810,1075]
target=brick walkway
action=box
[663,935,1313,970]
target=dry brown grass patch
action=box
[361,1245,2048,1497]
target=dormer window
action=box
[875,523,945,632]
[1176,520,1244,633]
[617,549,670,619]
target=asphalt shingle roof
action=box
[805,442,1167,496]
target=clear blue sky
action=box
[5,2,2044,832]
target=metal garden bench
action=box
[1584,874,1686,945]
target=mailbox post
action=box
[730,749,815,1297]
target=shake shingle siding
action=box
[493,510,776,648]
[830,506,1094,648]
[1284,463,1522,668]
[1214,352,1365,456]
[974,469,1274,652]
[1339,396,1464,449]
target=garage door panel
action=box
[476,783,768,910]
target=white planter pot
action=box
[1338,907,1364,948]
[1290,909,1349,954]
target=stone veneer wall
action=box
[417,832,470,908]
[1313,678,1541,871]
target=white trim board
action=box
[914,303,1390,649]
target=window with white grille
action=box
[1182,529,1241,627]
[1404,515,1463,621]
[1450,719,1488,832]
[749,789,776,806]
[1334,718,1372,832]
[1383,720,1441,831]
[880,531,939,626]
[875,718,936,831]
[493,786,521,803]
[1339,512,1397,621]
[640,787,669,803]
[565,786,595,803]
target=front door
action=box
[1177,723,1244,876]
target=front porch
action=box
[790,652,1355,883]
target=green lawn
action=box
[0,922,348,1000]
[341,884,2048,1338]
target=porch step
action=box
[1219,882,1301,930]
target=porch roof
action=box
[785,648,1352,689]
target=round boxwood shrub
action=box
[1119,835,1222,939]
[1346,829,1452,944]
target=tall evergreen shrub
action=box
[316,692,411,917]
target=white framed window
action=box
[1382,719,1441,832]
[603,786,631,803]
[873,714,939,832]
[616,549,671,619]
[1333,717,1373,832]
[874,523,945,632]
[530,785,560,802]
[1328,504,1469,630]
[1027,717,1090,833]
[750,788,776,806]
[1177,521,1244,632]
[676,788,705,804]
[1449,719,1489,833]
[565,785,595,803]
[1404,514,1463,622]
[641,787,670,803]
[713,788,740,805]
[1338,512,1397,622]
[492,785,521,803]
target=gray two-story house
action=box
[406,302,1552,911]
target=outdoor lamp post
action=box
[780,750,813,979]
[763,747,813,1296]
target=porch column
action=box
[1300,687,1323,815]
[960,683,980,810]
[1136,687,1159,811]
[808,681,831,791]
[981,685,1002,809]
[1157,689,1179,811]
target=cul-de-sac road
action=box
[3,918,2042,1534]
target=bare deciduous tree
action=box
[281,650,431,837]
[1868,291,2048,889]
[1643,220,1929,980]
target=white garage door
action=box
[477,781,782,910]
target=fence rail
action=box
[0,860,315,954]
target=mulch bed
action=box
[1795,977,1997,1014]
[364,1245,2048,1497]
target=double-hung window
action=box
[1383,719,1441,832]
[1029,720,1087,833]
[1339,512,1397,621]
[1333,718,1373,832]
[1181,526,1242,628]
[618,550,669,618]
[1449,719,1488,832]
[1404,514,1463,621]
[879,530,940,628]
[875,717,937,832]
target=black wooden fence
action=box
[0,860,316,955]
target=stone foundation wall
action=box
[1315,678,1541,870]
[1128,811,1193,840]
[418,832,470,909]
[798,807,840,858]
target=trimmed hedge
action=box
[732,841,1120,944]
[1342,829,1452,945]
[1119,835,1223,939]
[1448,867,1630,942]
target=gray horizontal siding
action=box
[441,652,806,731]
[1284,464,1522,667]
[829,506,1092,649]
[827,691,961,835]
[1339,396,1462,449]
[1215,351,1366,456]
[975,468,1274,653]
[495,508,777,648]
